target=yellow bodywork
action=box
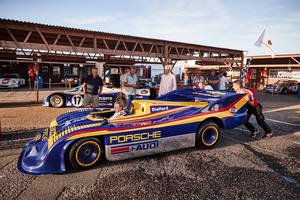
[47,94,248,150]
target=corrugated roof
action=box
[0,18,243,53]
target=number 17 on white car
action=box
[72,95,83,107]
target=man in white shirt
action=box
[218,71,229,91]
[123,66,138,111]
[159,65,177,96]
[120,67,130,93]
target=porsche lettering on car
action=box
[18,88,248,174]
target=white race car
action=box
[0,73,25,88]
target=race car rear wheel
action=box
[50,94,64,108]
[196,121,220,148]
[69,138,103,170]
[281,88,288,94]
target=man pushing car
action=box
[232,80,273,138]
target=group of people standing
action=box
[81,64,178,112]
[193,69,229,91]
[80,65,272,139]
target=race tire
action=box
[69,138,103,170]
[49,94,64,108]
[196,121,220,149]
[281,88,288,94]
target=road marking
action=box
[265,118,300,127]
[234,128,249,132]
[293,141,300,145]
[265,105,300,113]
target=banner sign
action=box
[269,69,300,81]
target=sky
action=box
[0,0,300,56]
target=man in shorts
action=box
[82,67,103,108]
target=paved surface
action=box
[0,92,299,200]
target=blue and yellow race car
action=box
[18,88,248,175]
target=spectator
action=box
[123,66,138,112]
[208,70,219,90]
[159,65,177,96]
[82,67,103,108]
[120,67,130,93]
[193,74,205,87]
[218,71,229,91]
[232,80,273,138]
[198,81,214,90]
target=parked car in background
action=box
[43,84,150,108]
[61,74,80,86]
[0,73,25,88]
[264,80,299,94]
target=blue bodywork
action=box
[18,88,248,175]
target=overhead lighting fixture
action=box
[16,57,34,60]
[86,60,97,64]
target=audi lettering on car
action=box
[18,88,248,174]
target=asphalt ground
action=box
[0,92,299,200]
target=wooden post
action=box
[163,44,169,68]
[49,78,51,89]
[28,78,31,90]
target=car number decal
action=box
[72,95,83,107]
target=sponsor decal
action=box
[151,106,169,113]
[110,140,159,154]
[99,96,113,101]
[1,78,10,84]
[140,89,149,94]
[109,131,161,144]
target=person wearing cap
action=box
[232,80,272,138]
[208,70,219,90]
[159,65,177,96]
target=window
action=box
[53,66,60,77]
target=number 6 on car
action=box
[18,88,249,175]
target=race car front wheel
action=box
[196,121,220,149]
[281,88,288,94]
[50,94,64,108]
[69,138,103,170]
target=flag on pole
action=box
[255,28,275,58]
[240,59,251,80]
